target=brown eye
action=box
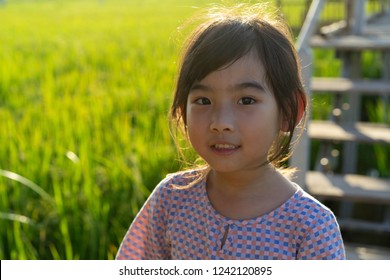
[238,97,256,105]
[195,97,211,105]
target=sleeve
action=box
[115,178,172,260]
[297,210,346,260]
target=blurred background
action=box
[0,0,388,259]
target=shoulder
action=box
[152,168,207,199]
[284,186,343,239]
[285,186,339,227]
[164,168,206,187]
[144,168,207,219]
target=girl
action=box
[116,4,345,260]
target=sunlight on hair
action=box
[205,2,280,24]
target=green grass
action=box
[0,0,195,259]
[0,0,388,259]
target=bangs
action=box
[184,20,256,86]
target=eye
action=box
[238,97,256,105]
[194,97,211,105]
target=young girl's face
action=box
[186,51,281,174]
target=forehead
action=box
[198,51,267,85]
[221,50,264,73]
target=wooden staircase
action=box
[290,0,390,259]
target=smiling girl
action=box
[116,4,345,260]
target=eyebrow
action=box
[190,81,266,93]
[189,83,209,92]
[234,81,265,92]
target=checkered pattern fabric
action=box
[116,170,345,260]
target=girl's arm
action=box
[116,180,171,260]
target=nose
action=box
[210,103,235,133]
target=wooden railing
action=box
[291,0,326,188]
[290,0,390,187]
[276,0,390,34]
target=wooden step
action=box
[306,171,390,204]
[338,218,390,233]
[309,120,390,144]
[345,243,390,260]
[310,34,390,50]
[311,77,390,95]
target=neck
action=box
[207,163,277,196]
[205,164,297,220]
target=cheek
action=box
[186,120,205,154]
[186,107,203,139]
[250,108,282,142]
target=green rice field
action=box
[0,0,388,259]
[0,0,198,260]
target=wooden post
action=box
[292,0,325,189]
[291,47,312,189]
[386,0,390,16]
[342,0,365,174]
[296,0,326,51]
[382,51,390,123]
[301,0,313,27]
[346,0,365,35]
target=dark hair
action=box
[170,4,307,168]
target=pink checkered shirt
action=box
[116,169,345,260]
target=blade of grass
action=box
[0,212,36,226]
[0,169,54,206]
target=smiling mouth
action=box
[211,143,241,154]
[213,143,239,149]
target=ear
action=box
[296,92,306,125]
[281,92,306,132]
